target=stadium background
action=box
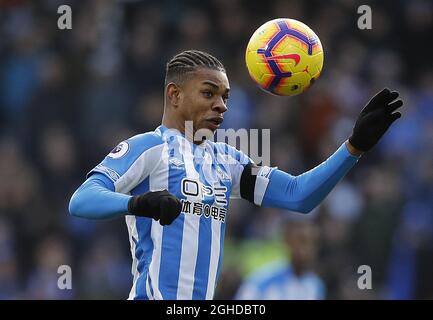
[0,0,432,299]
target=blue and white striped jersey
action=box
[88,125,259,300]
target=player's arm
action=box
[68,133,182,225]
[240,142,359,213]
[68,173,181,225]
[240,88,403,213]
[69,173,130,219]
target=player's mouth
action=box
[205,117,224,130]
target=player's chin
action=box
[201,120,220,133]
[194,121,218,141]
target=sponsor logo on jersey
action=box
[181,178,228,207]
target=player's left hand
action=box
[349,88,403,152]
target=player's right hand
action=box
[128,190,182,226]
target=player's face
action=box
[179,68,230,133]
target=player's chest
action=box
[165,156,232,205]
[159,153,231,222]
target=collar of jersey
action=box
[157,125,208,151]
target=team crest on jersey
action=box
[216,165,231,181]
[108,141,129,159]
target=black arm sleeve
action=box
[240,163,258,203]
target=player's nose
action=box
[212,99,228,114]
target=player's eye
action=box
[223,95,229,103]
[201,90,213,98]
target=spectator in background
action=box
[236,218,325,300]
[25,233,74,299]
[0,218,20,299]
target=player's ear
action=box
[166,82,181,107]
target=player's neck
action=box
[161,116,205,145]
[162,116,183,132]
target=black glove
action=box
[128,190,182,226]
[349,88,403,152]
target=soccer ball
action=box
[245,18,324,96]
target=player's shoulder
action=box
[128,127,167,150]
[90,129,166,184]
[127,130,165,149]
[107,129,165,161]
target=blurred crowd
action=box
[0,0,432,299]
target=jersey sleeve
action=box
[258,142,359,212]
[87,132,165,194]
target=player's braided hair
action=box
[165,50,226,85]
